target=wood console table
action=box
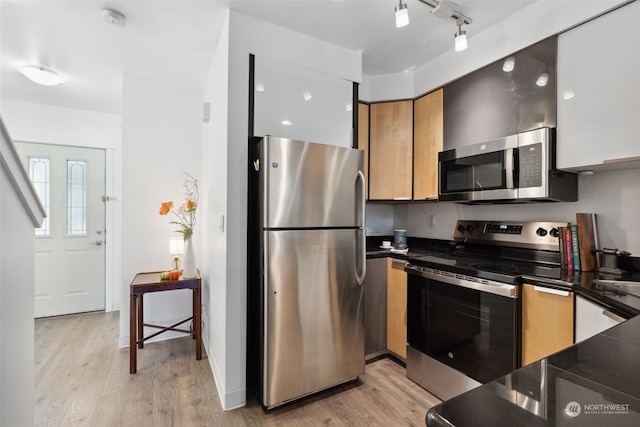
[129,271,202,374]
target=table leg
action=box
[138,293,144,349]
[195,286,202,360]
[130,293,137,374]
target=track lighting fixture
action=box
[454,20,467,52]
[395,0,409,28]
[394,0,472,51]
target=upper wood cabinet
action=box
[556,0,640,172]
[369,100,413,200]
[413,89,443,201]
[357,103,370,199]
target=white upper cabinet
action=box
[556,1,640,172]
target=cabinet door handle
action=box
[602,309,625,323]
[603,156,640,165]
[533,286,570,297]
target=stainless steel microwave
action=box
[438,128,578,203]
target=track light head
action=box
[454,21,467,52]
[395,1,409,28]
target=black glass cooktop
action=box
[409,253,565,284]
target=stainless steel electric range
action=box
[405,220,568,401]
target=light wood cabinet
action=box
[413,89,443,200]
[521,284,574,366]
[357,103,370,199]
[369,100,413,200]
[386,258,407,359]
[556,0,640,172]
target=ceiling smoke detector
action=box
[102,9,126,28]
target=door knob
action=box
[90,240,104,246]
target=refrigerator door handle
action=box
[356,170,366,285]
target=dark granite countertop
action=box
[427,315,640,426]
[366,236,640,426]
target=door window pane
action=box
[28,157,51,236]
[67,160,87,235]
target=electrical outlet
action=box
[428,215,436,228]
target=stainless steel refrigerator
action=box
[247,135,366,409]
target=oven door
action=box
[407,268,519,384]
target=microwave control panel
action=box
[518,143,543,188]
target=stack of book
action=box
[559,213,599,272]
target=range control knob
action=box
[457,224,466,233]
[466,225,474,234]
[550,227,560,238]
[536,227,548,237]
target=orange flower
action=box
[159,173,198,241]
[185,199,196,212]
[159,201,174,215]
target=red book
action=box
[558,226,566,270]
[564,227,574,271]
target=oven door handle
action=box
[405,265,517,298]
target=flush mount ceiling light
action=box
[395,0,472,51]
[102,8,126,28]
[503,56,516,72]
[395,0,409,28]
[19,66,64,86]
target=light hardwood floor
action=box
[35,311,440,426]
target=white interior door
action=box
[16,142,106,318]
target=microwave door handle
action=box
[505,147,515,189]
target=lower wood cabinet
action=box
[521,284,574,366]
[387,258,408,359]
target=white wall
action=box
[119,75,203,347]
[200,9,230,409]
[361,69,414,103]
[395,169,640,254]
[200,10,362,410]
